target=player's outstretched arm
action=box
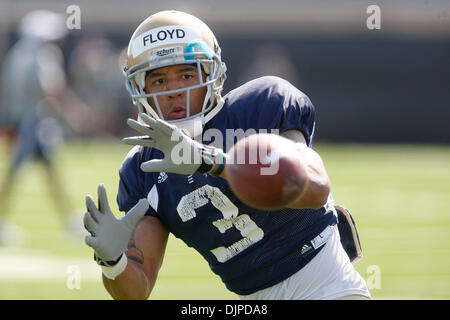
[280,130,330,209]
[123,114,329,210]
[84,184,168,300]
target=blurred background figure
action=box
[0,10,92,245]
[68,35,132,138]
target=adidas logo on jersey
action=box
[300,244,313,256]
[158,172,168,184]
[187,175,194,184]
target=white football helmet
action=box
[124,10,227,137]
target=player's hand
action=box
[83,184,149,266]
[123,113,225,176]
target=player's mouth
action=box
[168,107,186,120]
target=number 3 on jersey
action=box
[177,185,264,263]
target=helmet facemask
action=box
[125,41,226,128]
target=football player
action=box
[83,10,371,300]
[0,10,90,243]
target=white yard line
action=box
[0,248,100,282]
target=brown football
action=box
[225,133,308,210]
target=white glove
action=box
[123,113,226,176]
[83,184,149,266]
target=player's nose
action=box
[165,79,185,99]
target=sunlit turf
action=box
[0,139,448,299]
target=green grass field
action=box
[0,139,448,299]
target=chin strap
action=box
[202,97,224,125]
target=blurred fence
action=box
[0,0,449,143]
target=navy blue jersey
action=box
[117,76,337,295]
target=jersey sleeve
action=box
[117,146,158,217]
[228,76,316,146]
[260,77,315,146]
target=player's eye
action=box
[153,78,165,85]
[181,74,194,80]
